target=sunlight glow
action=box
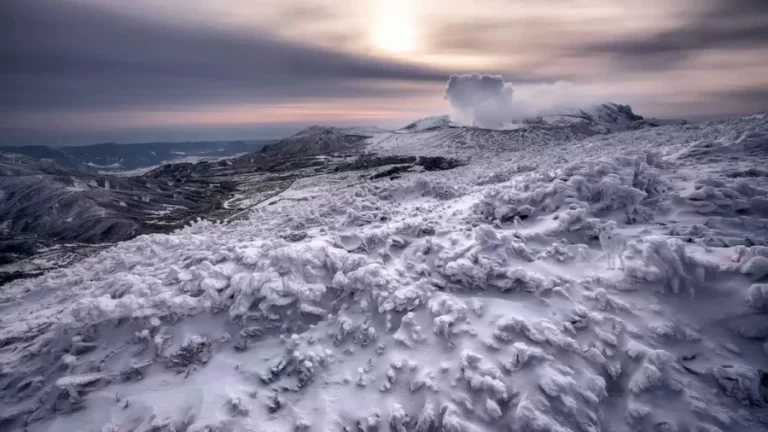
[373,16,416,53]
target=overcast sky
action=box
[1,0,767,145]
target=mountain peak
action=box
[532,102,652,132]
[294,125,338,137]
[263,126,373,156]
[582,102,644,122]
[294,125,386,138]
[402,115,456,132]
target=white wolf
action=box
[597,221,628,270]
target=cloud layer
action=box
[0,0,446,114]
[1,0,766,145]
[580,0,768,67]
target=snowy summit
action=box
[402,115,458,132]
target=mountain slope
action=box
[370,103,657,158]
[0,153,238,283]
[534,102,655,132]
[0,153,235,243]
[261,126,381,157]
[2,113,768,431]
[401,115,457,132]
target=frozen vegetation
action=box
[1,112,768,431]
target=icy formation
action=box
[1,114,768,431]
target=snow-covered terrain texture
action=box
[369,104,654,159]
[531,103,656,133]
[2,113,768,431]
[0,153,233,244]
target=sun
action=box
[373,17,416,54]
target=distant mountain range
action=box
[1,104,676,172]
[0,139,276,172]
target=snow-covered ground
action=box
[2,114,768,431]
[104,153,250,178]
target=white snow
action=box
[102,165,161,177]
[85,161,123,169]
[1,113,768,431]
[160,152,248,165]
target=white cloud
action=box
[444,74,613,128]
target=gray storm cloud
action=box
[443,74,612,128]
[442,74,515,128]
[0,0,448,113]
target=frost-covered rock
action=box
[474,152,665,229]
[622,236,718,296]
[166,335,212,370]
[746,284,768,310]
[713,365,767,406]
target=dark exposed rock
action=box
[417,156,463,171]
[239,327,265,340]
[260,357,292,385]
[234,338,248,352]
[371,165,413,180]
[282,231,308,242]
[266,392,284,413]
[166,336,212,371]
